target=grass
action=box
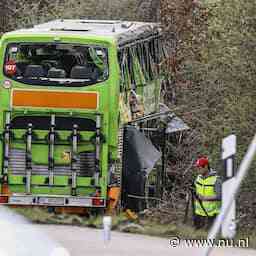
[12,206,127,228]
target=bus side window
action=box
[119,49,132,100]
[136,43,156,82]
[130,47,146,87]
[151,38,161,76]
[118,49,133,122]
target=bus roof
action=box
[4,19,162,47]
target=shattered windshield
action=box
[4,43,109,87]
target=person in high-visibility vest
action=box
[193,156,222,229]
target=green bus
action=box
[0,20,186,212]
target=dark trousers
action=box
[193,214,217,230]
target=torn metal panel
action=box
[165,116,190,134]
[123,125,161,175]
[122,125,162,211]
[129,103,190,134]
[160,103,190,134]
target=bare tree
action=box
[0,0,9,33]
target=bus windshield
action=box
[4,43,108,87]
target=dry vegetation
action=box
[159,0,256,232]
[0,0,159,32]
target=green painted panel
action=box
[8,185,99,197]
[9,185,26,193]
[76,177,93,187]
[76,187,95,196]
[54,176,69,186]
[31,186,71,195]
[8,175,24,185]
[31,175,48,185]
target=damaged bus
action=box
[0,20,187,212]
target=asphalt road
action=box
[37,224,256,256]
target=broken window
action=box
[4,43,109,87]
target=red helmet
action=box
[195,157,209,168]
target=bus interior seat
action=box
[61,53,84,75]
[41,60,59,72]
[24,65,46,78]
[70,65,97,80]
[16,62,28,76]
[47,67,66,78]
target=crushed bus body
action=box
[0,20,188,212]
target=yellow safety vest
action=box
[194,174,221,217]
